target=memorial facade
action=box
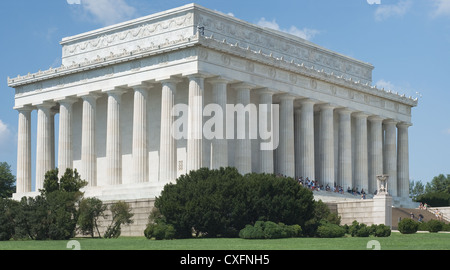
[8,4,417,203]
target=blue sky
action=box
[0,0,449,185]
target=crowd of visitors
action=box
[293,176,369,199]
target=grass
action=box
[0,232,449,250]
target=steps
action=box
[391,207,448,230]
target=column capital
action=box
[368,115,384,122]
[103,86,128,96]
[319,103,336,110]
[278,93,297,101]
[128,81,155,91]
[397,121,413,128]
[255,87,276,96]
[14,105,34,112]
[34,101,57,109]
[156,76,183,84]
[230,82,256,91]
[383,118,399,125]
[352,111,370,118]
[207,76,232,85]
[298,98,317,105]
[55,96,79,106]
[335,107,353,115]
[78,92,102,101]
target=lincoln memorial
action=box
[8,4,417,209]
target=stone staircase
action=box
[391,207,449,230]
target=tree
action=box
[154,167,316,238]
[14,168,87,240]
[0,162,16,198]
[104,201,134,238]
[77,197,107,238]
[410,180,425,200]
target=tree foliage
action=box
[0,162,16,198]
[154,167,315,238]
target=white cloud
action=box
[256,18,319,41]
[67,0,137,26]
[375,79,396,91]
[0,120,12,146]
[367,0,381,5]
[431,0,450,17]
[374,0,412,21]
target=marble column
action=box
[80,93,100,187]
[35,102,55,190]
[208,77,228,169]
[354,112,369,192]
[383,119,398,196]
[337,108,352,190]
[397,122,411,198]
[131,84,151,183]
[105,88,126,185]
[320,104,335,188]
[234,84,252,175]
[57,98,78,177]
[159,78,179,183]
[259,90,274,174]
[277,94,295,177]
[16,106,33,193]
[369,116,384,194]
[298,99,315,180]
[187,75,205,172]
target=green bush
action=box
[316,222,346,238]
[145,223,176,240]
[398,218,419,234]
[426,219,444,233]
[155,167,314,238]
[239,221,302,239]
[371,224,391,237]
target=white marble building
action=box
[8,4,417,203]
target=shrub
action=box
[239,221,302,239]
[371,224,391,237]
[426,219,444,233]
[316,222,346,238]
[155,167,314,238]
[398,218,419,234]
[104,201,134,239]
[145,223,175,240]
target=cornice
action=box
[197,35,418,107]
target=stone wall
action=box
[78,198,155,237]
[326,194,392,227]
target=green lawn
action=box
[0,232,449,250]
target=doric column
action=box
[298,99,315,180]
[16,106,33,193]
[233,84,252,175]
[259,90,274,174]
[397,122,411,198]
[35,102,55,190]
[159,78,180,183]
[57,98,78,177]
[383,119,398,196]
[80,93,100,187]
[320,104,335,188]
[368,115,384,194]
[50,109,56,170]
[105,88,126,185]
[353,112,369,192]
[208,77,228,169]
[337,108,352,190]
[131,84,151,183]
[277,94,295,177]
[187,75,205,172]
